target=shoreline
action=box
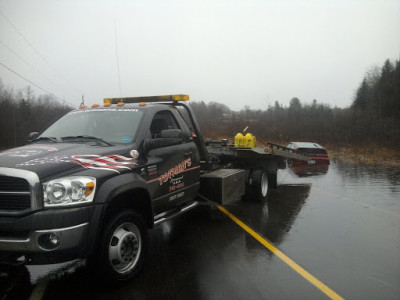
[327,146,400,168]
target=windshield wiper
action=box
[32,136,58,143]
[61,135,113,146]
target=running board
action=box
[154,201,199,226]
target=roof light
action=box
[80,105,87,109]
[92,104,99,108]
[103,94,190,104]
[104,103,111,107]
[139,102,147,106]
[117,102,125,106]
[171,94,190,101]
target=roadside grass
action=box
[327,145,400,167]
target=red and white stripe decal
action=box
[72,154,138,173]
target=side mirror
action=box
[144,129,184,152]
[28,132,39,142]
[160,129,183,139]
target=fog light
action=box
[16,255,26,263]
[38,233,61,250]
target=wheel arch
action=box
[104,188,153,229]
[95,173,154,228]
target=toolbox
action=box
[200,169,245,205]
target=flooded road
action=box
[1,161,399,299]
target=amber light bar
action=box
[104,94,190,105]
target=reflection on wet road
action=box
[215,203,344,300]
[1,161,399,299]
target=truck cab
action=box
[0,95,201,281]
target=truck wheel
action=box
[95,210,148,282]
[247,170,269,202]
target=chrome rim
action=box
[261,172,268,197]
[109,222,141,274]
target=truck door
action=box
[145,110,200,214]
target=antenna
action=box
[114,17,122,97]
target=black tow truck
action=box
[0,95,309,282]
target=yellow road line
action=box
[216,204,345,300]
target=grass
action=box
[326,145,400,167]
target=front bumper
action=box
[0,222,88,251]
[0,206,100,265]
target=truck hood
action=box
[0,143,140,180]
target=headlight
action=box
[43,176,96,207]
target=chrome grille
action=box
[0,168,41,215]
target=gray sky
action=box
[0,0,399,110]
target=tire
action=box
[93,210,148,283]
[247,169,269,202]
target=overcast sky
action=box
[0,0,399,110]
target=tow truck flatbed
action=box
[205,141,310,170]
[206,143,310,161]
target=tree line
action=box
[190,59,400,149]
[352,59,400,118]
[0,58,399,150]
[0,80,72,149]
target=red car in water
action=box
[287,142,330,164]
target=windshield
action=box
[39,108,144,144]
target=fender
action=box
[95,173,154,227]
[95,172,150,204]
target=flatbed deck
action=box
[205,142,310,169]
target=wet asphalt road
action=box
[1,161,399,299]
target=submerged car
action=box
[290,163,329,177]
[287,142,330,164]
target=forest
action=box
[190,58,400,150]
[0,58,399,152]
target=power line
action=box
[0,9,82,96]
[0,61,73,107]
[0,40,78,100]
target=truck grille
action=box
[0,176,31,211]
[0,169,40,214]
[0,194,31,210]
[0,175,30,192]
